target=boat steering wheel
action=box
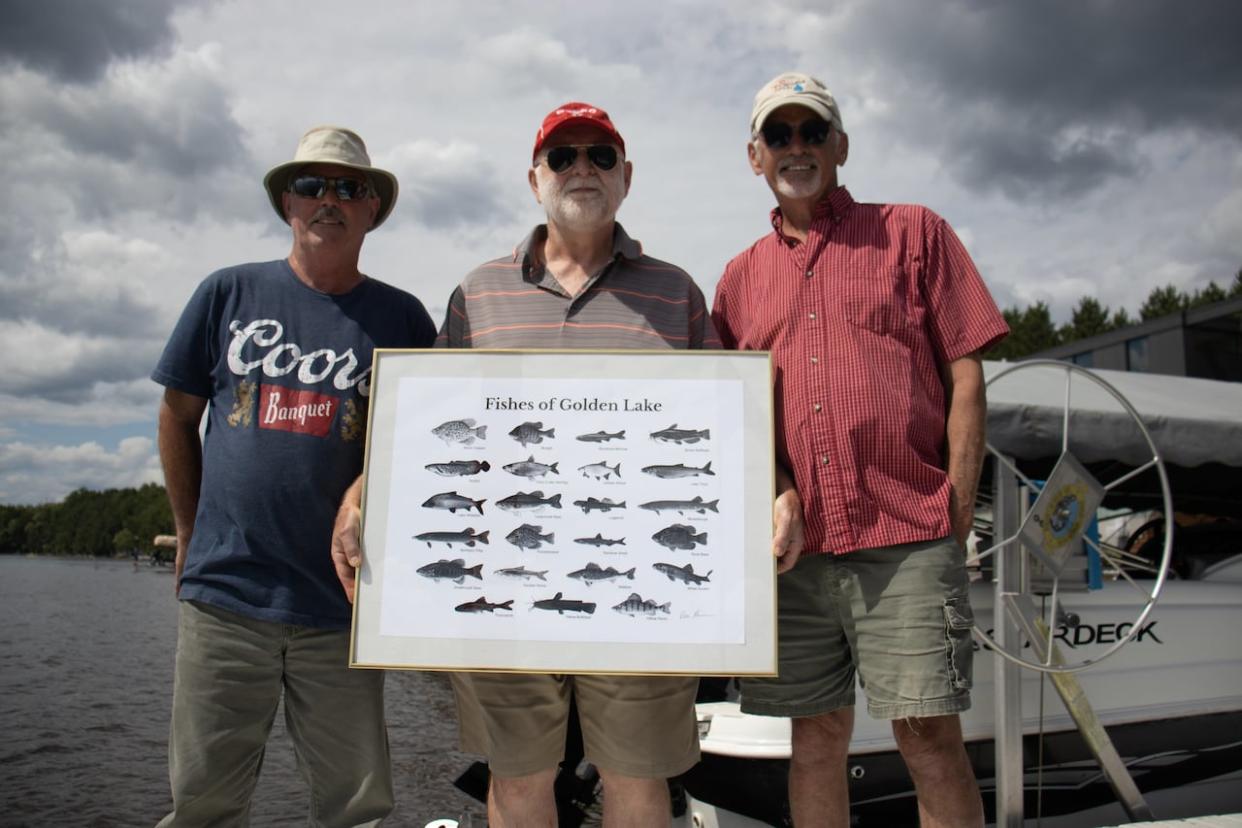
[970,360,1175,674]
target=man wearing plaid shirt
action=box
[713,72,1009,827]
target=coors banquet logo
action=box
[226,318,372,438]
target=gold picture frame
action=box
[350,349,776,676]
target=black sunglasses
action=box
[289,174,371,201]
[760,119,833,150]
[542,144,619,174]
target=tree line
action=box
[0,483,173,558]
[985,271,1242,361]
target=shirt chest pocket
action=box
[840,266,913,336]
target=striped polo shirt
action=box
[713,186,1008,555]
[436,223,721,350]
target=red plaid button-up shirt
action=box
[712,187,1008,555]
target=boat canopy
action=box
[984,361,1242,469]
[983,361,1242,516]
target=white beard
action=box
[773,158,823,200]
[538,172,624,231]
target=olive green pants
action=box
[157,600,393,827]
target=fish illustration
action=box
[568,562,636,586]
[574,534,626,547]
[641,461,714,479]
[421,491,486,514]
[455,597,514,613]
[577,461,621,480]
[502,455,560,478]
[638,496,720,515]
[494,566,548,581]
[506,523,555,550]
[612,592,671,616]
[576,430,626,443]
[533,592,597,615]
[509,421,556,447]
[496,490,563,511]
[416,558,484,583]
[573,497,626,514]
[432,419,487,445]
[653,562,713,585]
[651,524,708,551]
[425,459,491,477]
[650,424,711,444]
[413,528,490,548]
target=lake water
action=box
[0,556,487,827]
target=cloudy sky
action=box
[2,0,1240,505]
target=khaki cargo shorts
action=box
[742,536,974,720]
[450,672,700,778]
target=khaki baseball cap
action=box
[750,72,844,136]
[263,126,398,229]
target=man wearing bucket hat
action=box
[712,73,1008,826]
[153,125,435,825]
[330,102,719,825]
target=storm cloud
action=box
[0,50,251,223]
[826,0,1242,199]
[885,1,1242,133]
[0,0,199,82]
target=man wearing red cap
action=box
[332,103,718,825]
[712,73,1009,826]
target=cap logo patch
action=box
[793,83,804,92]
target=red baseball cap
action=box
[532,102,626,162]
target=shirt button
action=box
[813,403,822,412]
[810,356,819,364]
[808,312,817,320]
[821,454,831,466]
[805,269,814,278]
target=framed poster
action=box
[350,349,775,675]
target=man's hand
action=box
[773,465,805,574]
[331,476,365,604]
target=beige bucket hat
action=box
[263,125,398,229]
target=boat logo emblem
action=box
[1038,481,1089,550]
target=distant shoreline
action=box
[2,551,173,564]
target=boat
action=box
[681,361,1242,826]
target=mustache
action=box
[311,205,346,223]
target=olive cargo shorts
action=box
[451,672,701,778]
[742,537,974,720]
[158,600,393,827]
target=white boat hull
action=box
[684,571,1242,826]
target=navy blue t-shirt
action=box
[152,259,436,628]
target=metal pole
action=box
[993,456,1025,826]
